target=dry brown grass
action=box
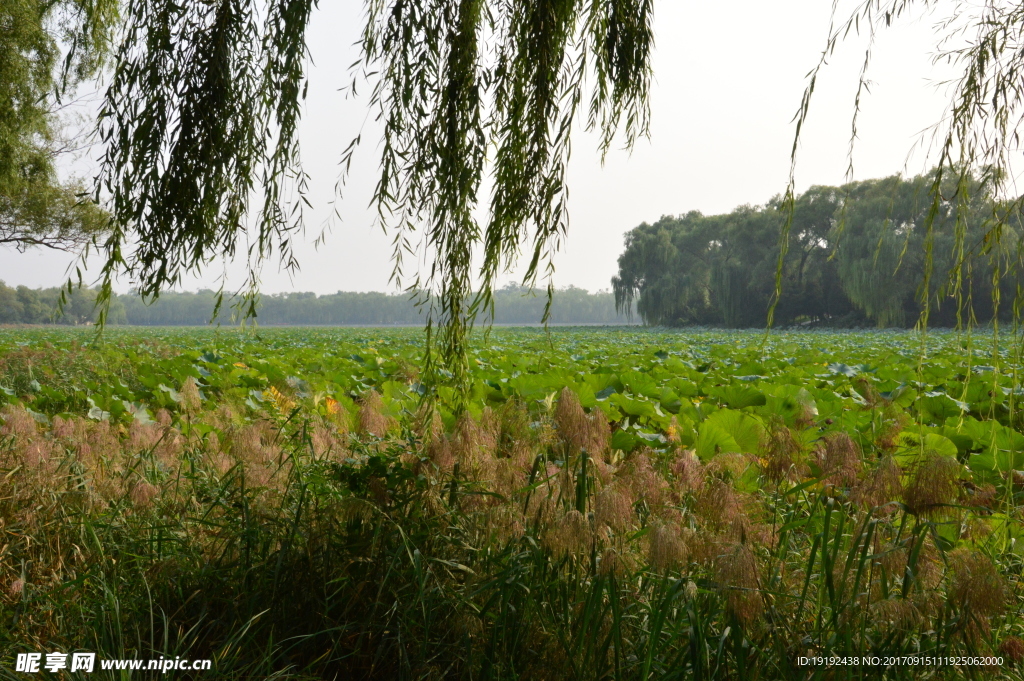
[553,388,609,455]
[648,521,687,570]
[815,431,862,489]
[179,376,202,413]
[760,418,804,483]
[618,449,669,511]
[357,390,396,437]
[670,449,704,493]
[594,483,635,534]
[948,548,1007,642]
[903,453,962,517]
[543,509,590,559]
[693,477,749,537]
[714,542,762,626]
[999,636,1024,665]
[852,456,903,513]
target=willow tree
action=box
[777,0,1024,334]
[1,0,117,252]
[92,0,653,396]
[613,187,858,328]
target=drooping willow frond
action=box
[94,0,315,325]
[92,0,653,401]
[773,0,1024,337]
[365,0,652,397]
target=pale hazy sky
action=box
[0,0,956,295]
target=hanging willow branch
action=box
[92,0,653,399]
[772,0,1024,336]
[94,0,314,324]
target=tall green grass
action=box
[1,386,1022,680]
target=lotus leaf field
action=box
[1,326,1024,679]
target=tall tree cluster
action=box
[0,283,125,324]
[613,171,1023,328]
[0,0,117,251]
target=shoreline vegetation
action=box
[0,284,633,327]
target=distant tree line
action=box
[0,284,126,325]
[0,283,632,326]
[612,170,1024,328]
